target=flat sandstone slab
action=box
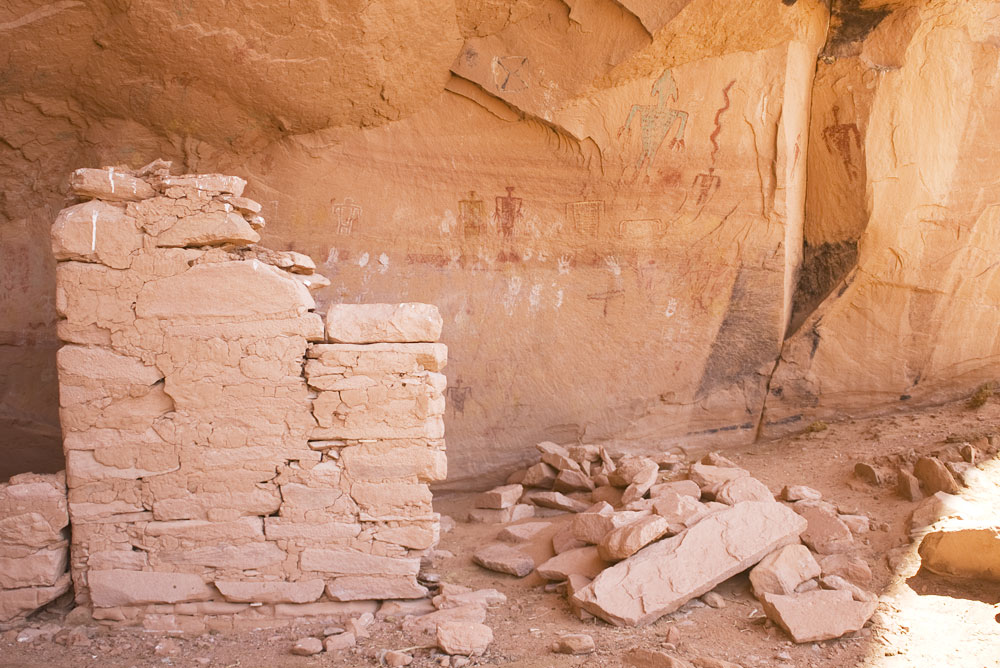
[573,501,806,626]
[760,589,877,642]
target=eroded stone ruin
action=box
[41,164,447,631]
[3,0,1000,666]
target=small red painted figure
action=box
[692,167,722,206]
[493,186,523,239]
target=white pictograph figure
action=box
[332,198,361,236]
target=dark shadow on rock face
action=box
[905,567,1000,606]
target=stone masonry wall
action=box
[50,163,446,632]
[0,473,71,623]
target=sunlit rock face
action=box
[764,0,1000,435]
[3,0,999,487]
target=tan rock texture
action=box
[0,472,71,621]
[573,501,806,626]
[5,0,1000,491]
[49,167,446,625]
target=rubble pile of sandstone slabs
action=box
[0,473,71,624]
[470,445,879,643]
[51,163,447,632]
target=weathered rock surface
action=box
[436,621,493,656]
[472,543,535,577]
[913,457,961,495]
[326,303,443,344]
[918,524,1000,581]
[749,544,821,597]
[573,501,806,626]
[795,502,854,554]
[760,589,877,643]
[475,484,524,510]
[536,546,607,581]
[552,633,595,655]
[598,515,671,561]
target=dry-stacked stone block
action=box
[51,162,446,632]
[0,472,71,623]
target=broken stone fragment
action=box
[536,546,608,581]
[497,520,552,543]
[908,491,971,537]
[653,493,710,532]
[749,544,821,597]
[552,633,595,654]
[569,444,602,465]
[592,485,624,506]
[530,491,591,513]
[70,167,155,202]
[291,637,323,656]
[608,456,658,488]
[468,504,535,524]
[896,468,922,501]
[573,508,647,545]
[918,523,1000,581]
[623,648,693,667]
[818,553,872,586]
[326,303,443,343]
[688,463,750,497]
[649,480,701,499]
[401,604,486,642]
[472,543,534,577]
[540,448,584,473]
[551,523,587,554]
[715,477,774,505]
[475,484,524,510]
[702,591,726,608]
[621,465,659,505]
[853,462,884,486]
[433,588,506,610]
[155,210,260,247]
[158,173,247,196]
[323,631,356,652]
[818,574,876,602]
[574,501,806,626]
[759,589,877,643]
[436,621,493,656]
[218,194,262,215]
[839,514,870,534]
[522,462,558,488]
[553,470,595,493]
[913,457,961,495]
[794,502,854,554]
[702,452,740,468]
[564,574,594,620]
[598,515,670,561]
[781,485,822,502]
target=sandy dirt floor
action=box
[4,398,1000,667]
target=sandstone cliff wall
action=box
[50,165,445,631]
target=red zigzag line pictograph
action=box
[710,80,737,165]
